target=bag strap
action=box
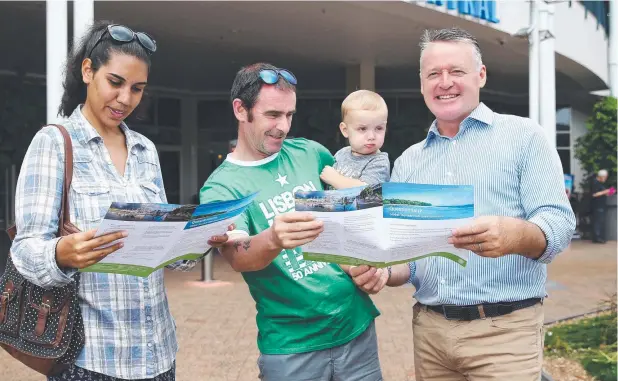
[47,125,81,282]
[6,125,74,241]
[48,125,74,227]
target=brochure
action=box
[296,183,473,267]
[81,193,257,277]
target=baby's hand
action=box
[320,165,339,183]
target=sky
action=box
[384,183,474,206]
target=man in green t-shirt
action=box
[200,63,387,381]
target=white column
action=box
[539,0,556,148]
[610,0,618,97]
[529,0,540,124]
[359,60,375,91]
[180,97,198,204]
[345,61,376,93]
[73,0,94,46]
[46,0,68,124]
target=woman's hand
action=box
[56,229,128,269]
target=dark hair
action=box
[58,21,152,117]
[230,62,296,116]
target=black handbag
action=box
[0,124,85,376]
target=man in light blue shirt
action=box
[350,27,575,381]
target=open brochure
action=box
[296,183,474,267]
[81,193,257,277]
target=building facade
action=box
[0,0,614,230]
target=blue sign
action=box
[564,174,574,196]
[426,0,500,24]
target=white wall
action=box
[552,2,609,86]
[488,1,608,84]
[420,1,610,85]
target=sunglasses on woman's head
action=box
[87,24,157,59]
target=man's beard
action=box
[258,130,286,155]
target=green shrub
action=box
[545,311,617,381]
[574,96,617,188]
[580,344,617,381]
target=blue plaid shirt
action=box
[392,103,576,306]
[11,106,195,379]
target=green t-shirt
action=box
[200,138,380,355]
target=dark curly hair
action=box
[58,21,152,117]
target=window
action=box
[555,107,571,174]
[130,96,155,125]
[197,100,236,133]
[384,97,397,118]
[557,149,571,175]
[556,107,571,131]
[130,96,183,145]
[157,97,181,128]
[557,133,571,148]
[556,122,570,132]
[158,151,181,204]
[293,98,334,144]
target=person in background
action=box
[590,169,614,243]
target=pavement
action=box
[2,240,616,381]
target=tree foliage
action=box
[574,96,617,188]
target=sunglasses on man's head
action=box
[258,69,297,86]
[237,68,298,100]
[87,24,157,59]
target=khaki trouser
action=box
[412,301,544,381]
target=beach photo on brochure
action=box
[295,183,474,267]
[80,192,258,277]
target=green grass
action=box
[545,311,617,381]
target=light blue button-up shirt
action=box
[391,103,576,306]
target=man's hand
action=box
[217,214,322,273]
[349,265,389,294]
[270,212,324,249]
[207,224,236,248]
[448,216,545,259]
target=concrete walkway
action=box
[2,240,616,381]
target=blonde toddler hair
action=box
[341,90,387,122]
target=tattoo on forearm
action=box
[232,240,242,252]
[232,239,252,252]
